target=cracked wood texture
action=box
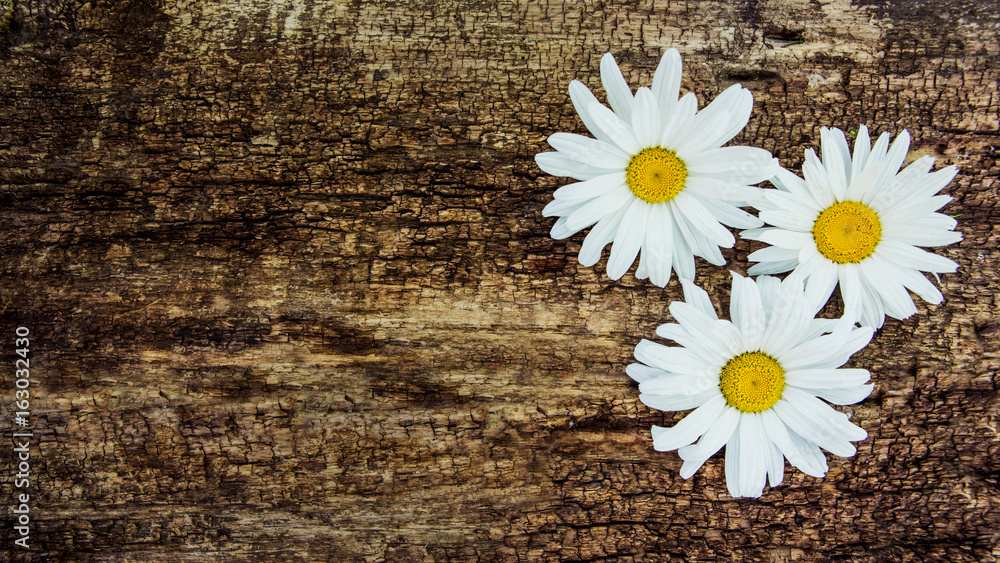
[1,0,999,561]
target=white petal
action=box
[651,48,682,121]
[820,127,852,200]
[670,216,696,280]
[600,52,634,122]
[724,420,743,497]
[853,277,891,325]
[626,362,666,383]
[864,131,889,171]
[685,176,764,207]
[553,172,627,202]
[759,283,813,358]
[685,146,780,185]
[634,338,708,373]
[565,183,634,232]
[759,209,818,232]
[788,241,825,277]
[866,129,911,203]
[876,241,959,273]
[699,197,764,229]
[770,168,813,202]
[777,318,853,371]
[801,149,837,209]
[880,195,954,224]
[678,406,739,464]
[670,202,725,265]
[797,257,839,316]
[548,132,631,170]
[543,197,585,218]
[860,257,918,320]
[798,314,839,341]
[757,229,813,250]
[883,227,963,248]
[631,87,661,148]
[850,125,871,184]
[635,232,650,280]
[755,275,784,316]
[680,278,718,319]
[689,84,753,149]
[838,264,868,326]
[643,202,674,287]
[748,245,799,264]
[891,265,945,305]
[773,399,858,457]
[660,93,698,149]
[785,368,871,389]
[730,272,765,350]
[630,224,661,277]
[784,388,869,442]
[774,388,867,455]
[673,192,736,249]
[803,384,874,405]
[656,322,738,367]
[761,188,822,219]
[900,211,959,231]
[606,199,649,279]
[738,414,767,497]
[652,395,728,452]
[667,303,743,361]
[713,87,755,148]
[760,409,827,478]
[862,155,935,208]
[787,426,830,478]
[765,432,785,488]
[846,160,886,202]
[640,370,715,393]
[675,108,732,158]
[549,215,580,240]
[911,165,960,200]
[587,102,642,155]
[578,203,629,266]
[824,325,874,369]
[679,457,708,480]
[641,387,719,412]
[568,80,614,144]
[536,151,615,180]
[747,259,798,275]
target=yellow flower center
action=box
[625,147,688,203]
[812,201,882,264]
[719,352,785,413]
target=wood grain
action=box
[1,0,998,560]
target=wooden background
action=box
[2,0,999,560]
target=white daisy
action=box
[536,49,779,287]
[627,273,874,498]
[743,126,962,328]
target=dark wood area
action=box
[1,0,998,561]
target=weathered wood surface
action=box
[1,0,998,560]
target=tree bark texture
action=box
[1,0,999,561]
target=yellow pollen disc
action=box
[812,201,882,264]
[719,352,785,413]
[625,147,688,203]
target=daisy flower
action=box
[627,273,874,498]
[536,49,779,286]
[743,126,962,328]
